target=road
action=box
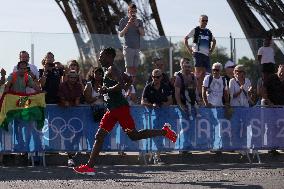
[0,163,283,189]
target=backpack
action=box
[208,75,227,104]
[193,26,213,51]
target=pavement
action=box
[0,151,284,189]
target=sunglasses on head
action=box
[152,75,161,79]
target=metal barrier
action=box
[1,105,284,153]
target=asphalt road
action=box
[0,163,283,189]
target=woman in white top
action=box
[84,67,104,105]
[229,65,252,107]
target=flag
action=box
[0,92,46,131]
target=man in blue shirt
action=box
[184,15,216,99]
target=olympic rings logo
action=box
[35,117,84,141]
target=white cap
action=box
[224,60,235,68]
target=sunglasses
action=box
[202,20,208,22]
[152,75,161,79]
[212,69,220,72]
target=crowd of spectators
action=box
[0,12,283,166]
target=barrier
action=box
[0,105,284,153]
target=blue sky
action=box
[0,0,248,74]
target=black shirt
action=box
[265,74,284,105]
[142,82,172,106]
[41,68,64,104]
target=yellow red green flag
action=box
[0,92,46,130]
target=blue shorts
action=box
[193,52,211,73]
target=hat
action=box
[224,60,235,68]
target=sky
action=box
[0,0,250,74]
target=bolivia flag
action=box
[0,92,46,131]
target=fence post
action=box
[31,43,35,65]
[169,37,173,78]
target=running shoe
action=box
[73,164,96,176]
[162,123,177,143]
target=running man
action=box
[73,47,177,175]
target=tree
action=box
[237,56,259,86]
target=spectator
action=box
[224,60,236,86]
[4,61,40,153]
[39,52,64,104]
[202,62,228,107]
[175,58,200,120]
[147,58,171,86]
[122,72,137,105]
[63,60,85,88]
[58,70,84,167]
[263,64,284,156]
[12,51,41,163]
[84,67,104,106]
[229,65,252,107]
[120,72,137,156]
[141,68,172,164]
[257,37,275,82]
[58,70,83,107]
[13,51,40,93]
[142,69,173,108]
[147,57,174,102]
[118,3,145,76]
[0,68,6,86]
[5,61,40,93]
[184,14,216,97]
[263,64,284,106]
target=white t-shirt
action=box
[186,28,214,56]
[257,46,275,64]
[229,78,251,107]
[203,75,225,106]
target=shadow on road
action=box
[0,162,282,189]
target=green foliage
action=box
[210,46,230,66]
[237,56,259,86]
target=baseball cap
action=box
[224,60,235,68]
